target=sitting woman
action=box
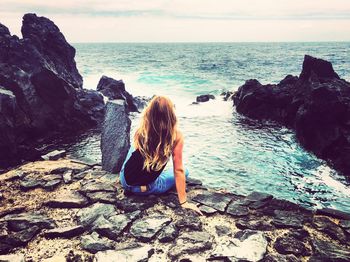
[119,95,201,214]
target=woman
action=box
[119,95,202,214]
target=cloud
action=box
[1,0,349,42]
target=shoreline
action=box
[0,157,349,261]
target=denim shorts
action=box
[119,146,189,195]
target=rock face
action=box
[101,100,131,174]
[233,55,350,176]
[0,14,105,167]
[97,75,138,112]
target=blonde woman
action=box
[119,96,202,214]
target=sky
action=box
[1,0,350,42]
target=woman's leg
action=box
[149,167,189,194]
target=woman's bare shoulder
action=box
[175,129,184,142]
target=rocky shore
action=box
[0,156,350,261]
[233,55,350,176]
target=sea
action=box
[58,42,350,212]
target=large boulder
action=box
[97,76,138,112]
[101,100,131,173]
[0,14,105,167]
[233,55,350,176]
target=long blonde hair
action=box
[134,96,177,172]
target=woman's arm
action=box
[172,130,202,215]
[172,131,187,204]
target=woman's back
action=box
[123,148,167,186]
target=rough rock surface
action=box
[0,14,105,167]
[0,158,349,261]
[101,100,131,174]
[96,75,138,112]
[233,55,350,175]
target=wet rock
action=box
[41,150,66,161]
[76,203,117,228]
[246,192,273,202]
[130,215,171,242]
[192,191,232,212]
[168,231,213,260]
[199,205,217,215]
[313,216,347,243]
[63,170,73,184]
[1,212,55,231]
[80,232,114,254]
[0,254,25,262]
[45,191,89,208]
[94,244,154,262]
[311,238,350,261]
[186,178,203,187]
[158,224,179,243]
[175,215,202,231]
[101,100,131,174]
[259,198,305,216]
[316,208,350,220]
[210,230,267,261]
[221,91,234,101]
[85,192,118,204]
[196,94,215,103]
[96,75,138,112]
[233,55,350,175]
[75,89,105,123]
[287,229,309,240]
[44,225,84,239]
[272,210,306,229]
[274,235,310,256]
[262,254,299,262]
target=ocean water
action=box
[65,42,350,212]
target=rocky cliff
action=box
[0,14,104,167]
[233,55,350,176]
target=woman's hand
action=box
[181,202,203,216]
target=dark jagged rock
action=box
[0,212,55,232]
[274,235,310,256]
[226,202,249,217]
[215,225,232,236]
[96,75,138,112]
[101,100,131,174]
[196,94,215,103]
[272,210,306,229]
[316,208,350,220]
[115,193,157,213]
[311,238,350,261]
[91,212,139,241]
[313,216,347,243]
[130,215,171,242]
[80,180,117,194]
[192,191,232,212]
[44,225,84,239]
[80,232,114,254]
[74,89,105,124]
[221,91,234,101]
[76,203,117,228]
[158,224,179,243]
[236,217,274,231]
[233,55,350,175]
[85,191,118,204]
[175,215,202,231]
[0,14,105,167]
[262,254,299,262]
[199,205,217,215]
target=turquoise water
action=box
[69,42,350,212]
